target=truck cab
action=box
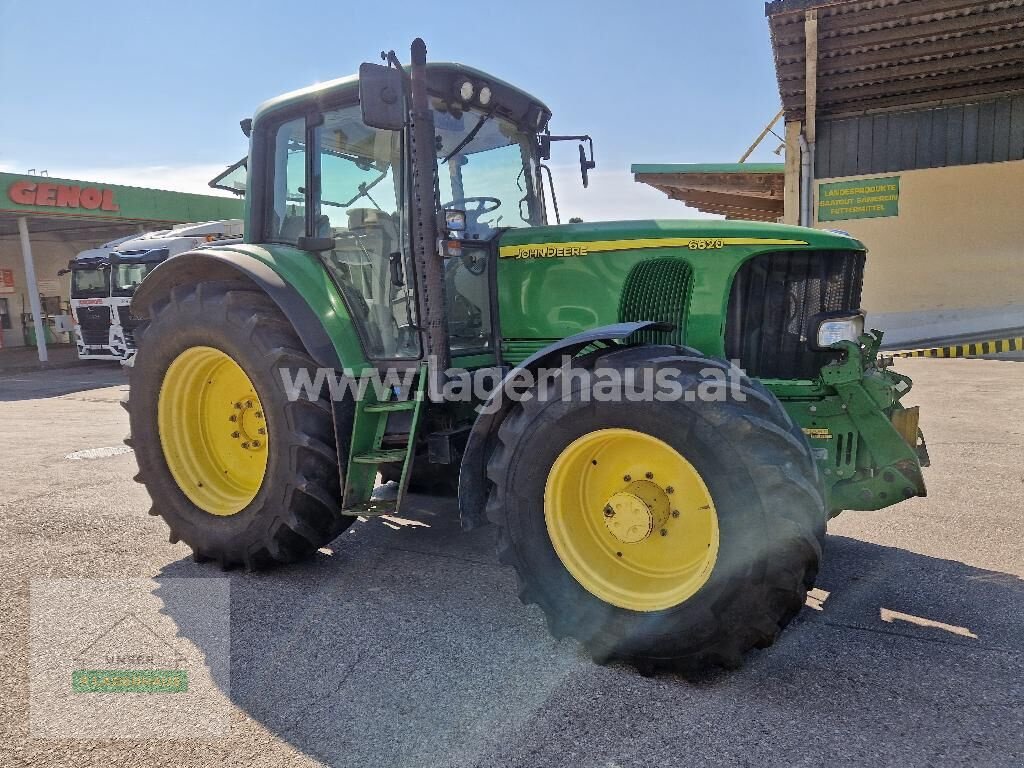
[67,235,137,360]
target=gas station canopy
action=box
[0,172,243,236]
[0,171,243,362]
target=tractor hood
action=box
[494,219,868,364]
[497,219,865,259]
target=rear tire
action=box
[486,345,825,671]
[127,281,352,569]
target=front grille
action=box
[81,328,109,346]
[115,305,141,329]
[76,305,111,347]
[76,305,111,329]
[116,306,142,347]
[618,258,693,346]
[725,250,865,379]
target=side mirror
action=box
[359,63,406,131]
[539,135,551,160]
[579,144,596,188]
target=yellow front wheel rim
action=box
[544,429,719,612]
[158,346,268,516]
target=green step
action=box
[342,363,427,513]
[351,448,408,464]
[364,400,417,413]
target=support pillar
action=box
[17,216,48,363]
[784,121,802,225]
[803,9,819,227]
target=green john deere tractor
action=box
[126,39,929,670]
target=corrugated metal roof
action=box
[766,0,1024,119]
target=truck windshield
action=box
[71,268,108,299]
[112,263,156,296]
[433,102,545,238]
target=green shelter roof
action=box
[630,163,785,175]
[632,164,786,222]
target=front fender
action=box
[132,245,363,372]
[457,321,670,530]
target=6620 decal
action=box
[688,239,726,250]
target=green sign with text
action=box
[0,172,243,224]
[818,177,900,222]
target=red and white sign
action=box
[7,180,119,212]
[0,268,14,295]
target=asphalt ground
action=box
[1,358,1021,767]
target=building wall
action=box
[816,95,1024,179]
[813,160,1024,346]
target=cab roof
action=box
[252,62,551,127]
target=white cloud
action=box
[548,166,718,223]
[0,161,235,197]
[0,159,717,222]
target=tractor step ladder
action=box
[340,365,427,518]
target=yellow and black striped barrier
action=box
[891,336,1023,359]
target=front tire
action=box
[486,345,825,670]
[127,281,352,569]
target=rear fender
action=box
[132,248,342,370]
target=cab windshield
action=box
[433,101,545,238]
[71,268,108,299]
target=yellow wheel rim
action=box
[544,428,719,612]
[157,346,268,516]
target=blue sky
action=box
[0,0,784,219]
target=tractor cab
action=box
[245,56,588,363]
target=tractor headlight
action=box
[811,312,865,349]
[458,80,474,102]
[478,85,492,106]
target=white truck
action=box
[67,235,137,360]
[66,220,243,363]
[108,219,243,362]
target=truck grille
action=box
[724,250,865,380]
[116,306,142,347]
[76,305,111,346]
[76,305,110,328]
[80,329,108,346]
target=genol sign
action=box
[7,180,119,212]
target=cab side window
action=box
[267,118,307,244]
[314,106,418,359]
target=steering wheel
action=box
[443,196,502,217]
